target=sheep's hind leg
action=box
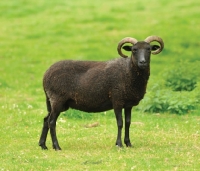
[114,108,123,147]
[49,102,64,150]
[39,98,52,150]
[124,107,132,147]
[39,113,50,149]
[49,112,62,150]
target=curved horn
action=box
[117,37,138,58]
[144,36,164,54]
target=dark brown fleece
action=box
[43,57,149,113]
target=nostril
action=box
[140,60,146,64]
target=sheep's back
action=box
[43,60,115,112]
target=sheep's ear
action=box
[151,45,160,51]
[122,46,132,51]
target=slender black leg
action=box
[39,114,50,150]
[39,97,51,150]
[124,107,132,147]
[49,110,61,150]
[114,108,123,147]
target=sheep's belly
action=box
[68,99,113,113]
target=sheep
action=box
[38,35,164,150]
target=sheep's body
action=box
[44,58,148,113]
[39,36,164,150]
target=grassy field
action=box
[0,0,200,170]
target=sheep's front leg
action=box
[114,108,123,147]
[124,107,132,147]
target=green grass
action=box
[0,0,200,170]
[1,108,200,170]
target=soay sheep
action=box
[39,35,164,150]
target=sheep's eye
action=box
[147,48,151,51]
[132,49,137,53]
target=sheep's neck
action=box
[128,62,150,101]
[129,54,150,77]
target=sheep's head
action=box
[117,36,164,69]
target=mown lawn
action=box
[0,0,200,170]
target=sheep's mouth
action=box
[138,63,148,69]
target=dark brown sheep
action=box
[39,35,164,150]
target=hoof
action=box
[125,142,132,148]
[115,142,123,148]
[39,143,48,150]
[53,145,62,151]
[54,147,62,151]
